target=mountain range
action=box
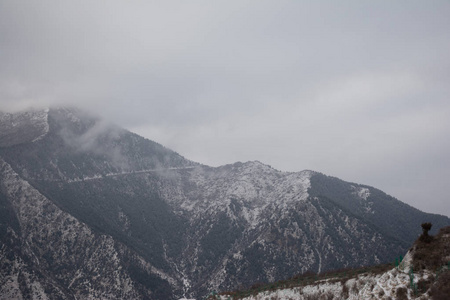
[0,107,448,299]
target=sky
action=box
[1,1,449,217]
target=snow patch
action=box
[357,187,370,200]
[230,266,432,300]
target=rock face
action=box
[0,108,449,299]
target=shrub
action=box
[413,226,449,271]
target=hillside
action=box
[0,108,449,299]
[215,225,450,299]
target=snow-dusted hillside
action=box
[1,107,449,299]
[217,226,450,300]
[0,157,177,299]
[0,108,49,147]
[218,268,428,300]
[145,160,407,297]
[161,161,312,223]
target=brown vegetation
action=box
[413,226,450,271]
[428,270,450,300]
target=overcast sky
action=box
[1,1,449,217]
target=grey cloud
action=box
[54,109,130,170]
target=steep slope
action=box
[309,173,449,246]
[155,162,410,296]
[0,108,448,299]
[0,157,179,299]
[0,108,194,299]
[217,226,450,300]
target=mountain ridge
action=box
[0,107,448,299]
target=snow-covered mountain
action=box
[0,108,448,299]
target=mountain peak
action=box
[0,108,50,147]
[240,160,275,171]
[0,107,105,149]
[0,106,195,182]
